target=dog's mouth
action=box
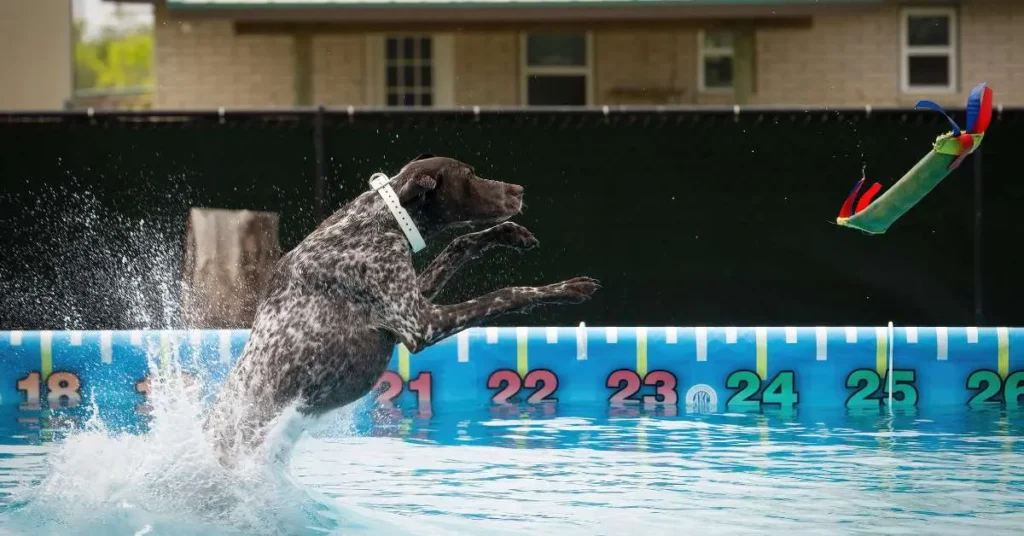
[450,182,524,230]
[457,197,522,231]
[510,192,525,215]
[495,191,524,222]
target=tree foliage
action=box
[73,19,153,91]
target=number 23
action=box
[606,369,678,405]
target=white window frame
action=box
[364,34,454,107]
[519,32,595,106]
[900,7,958,94]
[697,29,735,93]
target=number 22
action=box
[488,369,558,404]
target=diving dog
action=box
[204,155,600,463]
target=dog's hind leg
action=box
[417,222,538,299]
[395,277,600,353]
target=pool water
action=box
[0,397,1022,536]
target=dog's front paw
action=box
[542,276,601,304]
[487,221,539,250]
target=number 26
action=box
[967,370,1024,406]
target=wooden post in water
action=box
[180,208,282,329]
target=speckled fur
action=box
[204,155,600,464]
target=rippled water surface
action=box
[1,403,1023,535]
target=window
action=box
[901,8,957,93]
[385,35,433,107]
[698,30,734,92]
[521,33,592,106]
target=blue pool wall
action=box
[0,326,1020,419]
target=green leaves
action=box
[74,20,153,93]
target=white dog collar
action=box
[369,172,427,253]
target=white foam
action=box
[5,344,379,535]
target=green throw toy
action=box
[836,82,994,234]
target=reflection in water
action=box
[1,401,1023,535]
[335,404,1024,533]
[317,403,1024,534]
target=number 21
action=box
[374,371,432,407]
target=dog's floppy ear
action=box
[396,172,437,204]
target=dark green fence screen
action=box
[1,108,1021,330]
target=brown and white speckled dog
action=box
[204,154,600,464]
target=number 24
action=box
[727,370,798,407]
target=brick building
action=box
[146,0,1024,109]
[0,1,73,111]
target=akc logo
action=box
[685,384,718,413]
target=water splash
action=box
[1,339,361,535]
[0,177,440,534]
[0,179,184,331]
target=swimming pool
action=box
[0,326,1022,535]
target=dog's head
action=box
[393,154,524,233]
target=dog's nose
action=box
[507,184,524,197]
